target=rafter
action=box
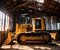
[7,0,32,11]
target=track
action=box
[17,32,52,45]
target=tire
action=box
[17,33,26,44]
[41,32,52,44]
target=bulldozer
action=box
[3,17,56,45]
[16,18,52,44]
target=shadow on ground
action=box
[0,42,60,50]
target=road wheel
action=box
[42,33,52,44]
[17,33,26,44]
[20,35,26,42]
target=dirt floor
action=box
[0,41,60,50]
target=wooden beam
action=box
[8,1,32,11]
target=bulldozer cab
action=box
[32,18,45,32]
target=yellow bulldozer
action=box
[3,17,56,45]
[17,18,52,44]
